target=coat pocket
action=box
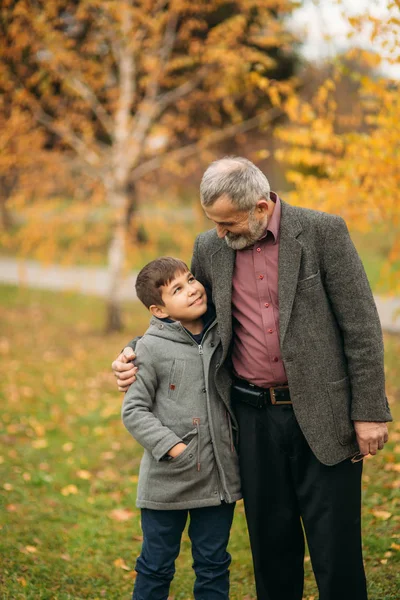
[168,359,185,399]
[297,270,321,291]
[169,427,198,465]
[326,376,356,446]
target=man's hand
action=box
[167,443,187,458]
[354,421,389,456]
[112,347,138,392]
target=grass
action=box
[0,284,399,600]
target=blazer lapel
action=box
[278,201,303,344]
[211,242,235,358]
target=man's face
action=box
[203,194,268,250]
[154,270,207,325]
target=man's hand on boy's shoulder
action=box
[112,347,138,392]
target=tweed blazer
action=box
[190,200,392,466]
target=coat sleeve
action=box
[121,341,183,461]
[191,234,213,297]
[321,215,392,422]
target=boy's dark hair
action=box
[135,257,189,308]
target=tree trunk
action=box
[105,190,128,333]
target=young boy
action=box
[122,256,241,600]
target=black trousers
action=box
[234,398,367,600]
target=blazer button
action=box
[210,342,215,347]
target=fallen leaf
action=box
[390,543,400,550]
[3,483,13,491]
[101,451,115,460]
[23,473,31,481]
[32,439,48,449]
[380,559,388,564]
[113,557,131,571]
[25,545,37,553]
[61,484,79,496]
[61,553,71,561]
[63,442,74,452]
[384,551,393,558]
[76,469,92,480]
[372,510,392,520]
[17,577,27,587]
[109,508,135,522]
[6,504,18,512]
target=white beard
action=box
[224,213,267,250]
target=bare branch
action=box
[130,107,282,181]
[156,66,210,114]
[129,10,179,151]
[34,108,102,173]
[57,66,114,138]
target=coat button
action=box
[210,342,215,347]
[202,388,206,393]
[188,454,193,458]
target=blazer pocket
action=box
[297,270,321,291]
[168,359,185,399]
[326,376,356,446]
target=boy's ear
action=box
[149,304,169,319]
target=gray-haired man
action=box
[113,157,391,600]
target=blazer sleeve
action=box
[322,216,392,422]
[191,234,213,299]
[121,341,183,460]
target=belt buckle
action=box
[269,386,291,405]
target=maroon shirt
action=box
[231,193,288,387]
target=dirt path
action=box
[1,257,399,332]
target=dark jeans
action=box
[132,502,235,600]
[234,398,367,600]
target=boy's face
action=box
[150,270,207,324]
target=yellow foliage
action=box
[275,3,400,292]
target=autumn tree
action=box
[1,0,298,330]
[276,0,400,292]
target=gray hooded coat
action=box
[122,316,242,510]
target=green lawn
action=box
[0,285,399,600]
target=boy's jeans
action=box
[132,502,235,600]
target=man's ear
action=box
[255,198,269,215]
[149,304,169,319]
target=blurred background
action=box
[1,1,400,599]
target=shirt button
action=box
[258,274,264,280]
[265,303,270,308]
[268,329,273,334]
[272,357,279,362]
[256,247,261,253]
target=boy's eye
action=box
[173,286,181,294]
[188,276,195,282]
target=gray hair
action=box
[200,156,270,211]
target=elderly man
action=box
[113,157,391,600]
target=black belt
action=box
[232,378,292,408]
